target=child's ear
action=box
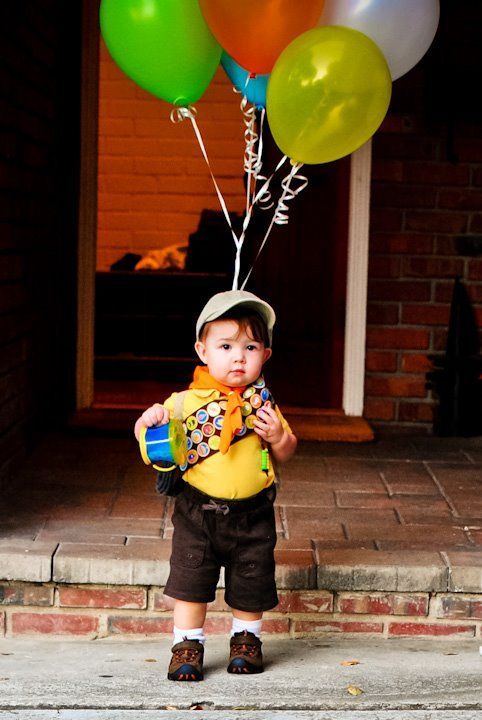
[194,340,207,363]
[263,348,272,364]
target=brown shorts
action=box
[164,483,278,612]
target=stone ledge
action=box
[0,542,481,593]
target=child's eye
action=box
[246,345,258,351]
[221,344,231,350]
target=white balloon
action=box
[318,0,440,80]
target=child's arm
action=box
[253,402,297,464]
[133,403,170,441]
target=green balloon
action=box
[100,0,222,106]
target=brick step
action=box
[1,582,481,640]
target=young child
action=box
[134,290,297,681]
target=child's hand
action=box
[134,403,170,441]
[253,401,284,446]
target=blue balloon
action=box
[221,52,269,109]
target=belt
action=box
[182,483,275,515]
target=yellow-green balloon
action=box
[100,0,221,107]
[267,26,392,164]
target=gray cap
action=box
[196,290,276,344]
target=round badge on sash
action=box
[245,415,256,430]
[242,387,255,399]
[253,377,265,388]
[196,408,209,424]
[242,402,252,417]
[207,401,221,417]
[186,416,198,431]
[202,422,215,437]
[198,442,210,458]
[261,388,270,402]
[250,394,262,409]
[191,429,203,445]
[208,435,220,451]
[235,424,247,437]
[214,415,224,430]
[187,450,198,464]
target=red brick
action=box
[365,376,427,398]
[405,212,468,234]
[401,354,433,373]
[434,282,454,303]
[108,616,173,635]
[275,591,334,614]
[203,616,232,634]
[364,398,395,421]
[366,328,430,350]
[367,304,399,325]
[0,583,53,606]
[438,189,482,211]
[337,593,428,616]
[370,207,403,232]
[261,619,290,634]
[388,622,475,637]
[372,185,437,209]
[58,587,146,610]
[12,613,99,636]
[370,233,433,255]
[435,596,482,620]
[373,133,439,161]
[470,214,482,233]
[404,162,469,187]
[368,280,431,302]
[432,329,449,351]
[369,256,402,279]
[365,351,398,372]
[403,257,465,279]
[398,402,433,423]
[401,304,450,326]
[468,259,482,281]
[371,159,403,182]
[293,620,383,634]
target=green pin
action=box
[261,448,270,472]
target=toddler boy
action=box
[134,290,297,680]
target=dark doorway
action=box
[248,129,350,408]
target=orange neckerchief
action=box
[189,366,246,454]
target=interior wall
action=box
[97,41,248,271]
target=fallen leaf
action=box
[347,685,364,696]
[190,705,203,710]
[144,658,157,662]
[341,659,360,666]
[164,707,177,711]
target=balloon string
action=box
[171,105,244,289]
[241,162,307,290]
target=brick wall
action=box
[97,41,247,271]
[365,2,482,429]
[0,1,80,486]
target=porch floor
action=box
[1,431,481,594]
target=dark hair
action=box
[199,306,271,347]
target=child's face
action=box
[195,319,272,387]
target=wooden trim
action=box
[76,0,99,409]
[342,140,372,417]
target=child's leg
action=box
[173,599,207,645]
[168,600,207,682]
[231,609,263,638]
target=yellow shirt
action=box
[164,388,291,500]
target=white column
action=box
[342,140,372,417]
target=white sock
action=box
[173,625,205,646]
[231,617,262,639]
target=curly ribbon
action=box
[241,162,308,290]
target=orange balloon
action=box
[199,0,325,75]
